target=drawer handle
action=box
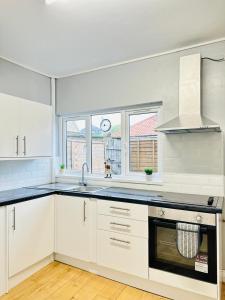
[110,237,130,244]
[110,206,130,211]
[110,222,130,228]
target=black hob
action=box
[100,187,219,208]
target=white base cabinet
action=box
[97,229,148,278]
[8,196,54,277]
[96,200,149,279]
[55,195,90,262]
[0,207,7,295]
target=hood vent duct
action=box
[156,54,221,134]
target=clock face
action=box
[100,119,111,132]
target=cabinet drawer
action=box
[97,200,148,221]
[97,215,148,238]
[97,230,148,279]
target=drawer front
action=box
[97,214,148,238]
[97,230,148,279]
[97,200,148,221]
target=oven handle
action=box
[151,219,208,233]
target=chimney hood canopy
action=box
[156,54,221,134]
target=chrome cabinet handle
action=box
[110,222,130,228]
[110,237,130,244]
[23,136,26,155]
[110,206,130,211]
[16,136,19,156]
[12,207,16,231]
[83,201,86,222]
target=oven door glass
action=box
[149,218,217,283]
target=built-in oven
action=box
[149,206,217,283]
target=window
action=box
[62,105,160,178]
[65,118,87,171]
[91,113,122,175]
[128,111,158,173]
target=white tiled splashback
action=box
[0,159,52,191]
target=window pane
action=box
[66,119,86,171]
[91,113,121,175]
[129,112,158,173]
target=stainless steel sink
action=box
[71,186,106,193]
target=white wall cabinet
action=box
[0,94,20,158]
[0,93,52,158]
[55,195,90,262]
[8,196,54,277]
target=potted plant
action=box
[144,168,153,181]
[59,163,65,174]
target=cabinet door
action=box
[8,196,54,277]
[0,93,20,158]
[97,230,148,279]
[0,207,7,295]
[19,99,52,157]
[55,195,90,261]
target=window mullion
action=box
[121,111,127,177]
[86,116,92,174]
[61,117,67,168]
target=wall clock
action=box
[100,119,111,132]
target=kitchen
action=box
[0,1,225,299]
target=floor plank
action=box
[0,262,224,300]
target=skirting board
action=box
[8,254,54,290]
[55,253,216,300]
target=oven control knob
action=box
[196,215,202,223]
[159,209,165,217]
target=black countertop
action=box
[0,186,223,214]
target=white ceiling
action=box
[0,0,225,78]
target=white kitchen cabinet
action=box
[55,195,90,262]
[97,230,148,279]
[0,207,7,296]
[8,196,54,277]
[97,214,148,238]
[0,93,52,158]
[97,199,148,279]
[0,94,20,158]
[97,200,148,221]
[19,99,52,157]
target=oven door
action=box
[149,218,217,283]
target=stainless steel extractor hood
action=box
[156,54,221,133]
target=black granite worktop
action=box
[0,188,54,206]
[0,185,223,214]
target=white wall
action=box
[0,159,51,191]
[56,40,225,182]
[0,58,51,105]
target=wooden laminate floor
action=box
[0,262,224,300]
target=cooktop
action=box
[100,187,218,208]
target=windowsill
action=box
[55,172,163,186]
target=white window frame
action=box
[90,111,123,176]
[62,115,91,174]
[61,105,161,179]
[125,107,160,177]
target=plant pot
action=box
[145,174,152,181]
[59,169,65,174]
